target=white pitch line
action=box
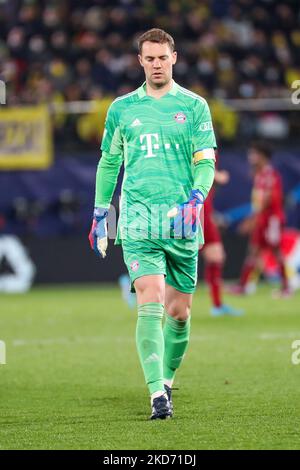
[11,332,300,348]
[11,334,216,347]
[259,332,300,340]
[12,335,133,347]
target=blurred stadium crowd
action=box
[1,0,300,147]
[1,0,300,104]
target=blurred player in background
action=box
[231,142,290,297]
[201,154,243,316]
[89,29,216,420]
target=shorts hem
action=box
[165,279,197,294]
[130,271,166,293]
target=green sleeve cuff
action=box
[193,158,215,199]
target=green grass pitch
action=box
[0,284,299,450]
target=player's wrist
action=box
[190,189,205,203]
[93,207,108,221]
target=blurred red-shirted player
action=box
[200,153,243,316]
[233,142,290,297]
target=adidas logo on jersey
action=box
[131,118,142,127]
[144,353,159,364]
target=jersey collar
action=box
[138,79,178,99]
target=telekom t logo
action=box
[140,133,180,157]
[140,133,159,158]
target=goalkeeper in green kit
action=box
[89,28,216,420]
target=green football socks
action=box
[163,312,191,384]
[136,303,191,395]
[136,303,165,395]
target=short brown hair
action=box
[137,28,175,54]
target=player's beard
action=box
[149,73,171,89]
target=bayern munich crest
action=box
[130,260,139,272]
[174,112,186,123]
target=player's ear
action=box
[138,54,144,67]
[172,51,177,65]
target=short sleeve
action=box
[192,99,217,153]
[101,103,123,155]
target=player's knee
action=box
[203,243,225,264]
[134,275,165,304]
[136,287,164,304]
[213,248,225,264]
[167,300,191,321]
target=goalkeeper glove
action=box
[88,207,108,258]
[167,189,204,238]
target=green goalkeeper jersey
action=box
[99,80,216,243]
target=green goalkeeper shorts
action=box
[122,237,199,294]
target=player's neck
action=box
[145,79,173,99]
